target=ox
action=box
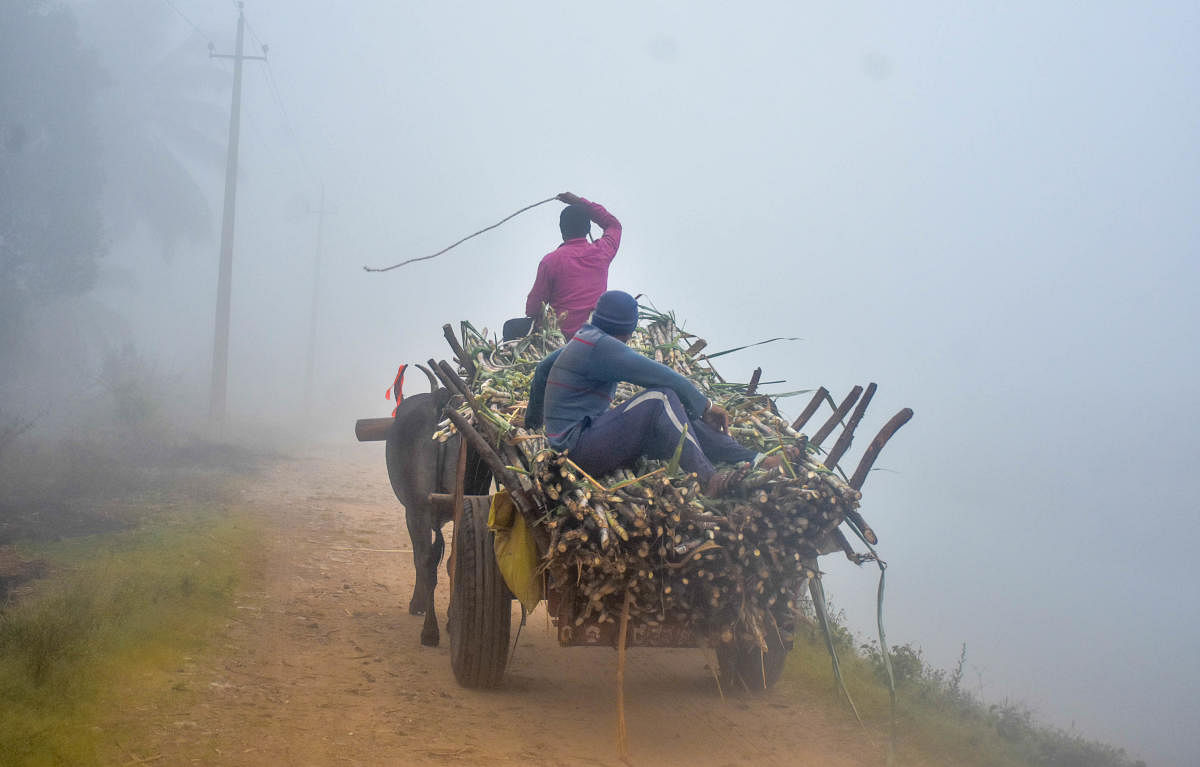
[384,373,490,647]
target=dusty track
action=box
[135,445,882,766]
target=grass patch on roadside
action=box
[0,500,263,766]
[780,613,1146,767]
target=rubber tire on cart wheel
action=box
[717,631,789,693]
[448,495,511,688]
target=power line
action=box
[235,6,319,189]
[237,89,286,176]
[159,0,214,43]
[228,0,268,54]
[243,13,266,51]
[260,59,316,186]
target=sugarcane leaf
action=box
[762,389,814,398]
[699,337,802,360]
[709,379,788,391]
[666,423,689,476]
[606,467,665,491]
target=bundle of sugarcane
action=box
[529,451,861,648]
[432,305,863,650]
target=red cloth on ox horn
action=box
[385,364,407,416]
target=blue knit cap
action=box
[590,290,639,337]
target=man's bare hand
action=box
[702,402,730,434]
[557,191,583,206]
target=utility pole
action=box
[208,3,266,422]
[303,184,333,414]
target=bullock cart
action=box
[357,313,911,692]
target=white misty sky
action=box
[92,2,1198,765]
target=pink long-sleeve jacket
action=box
[525,197,622,339]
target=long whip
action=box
[363,196,558,273]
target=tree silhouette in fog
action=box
[78,0,227,260]
[0,1,106,357]
[1,0,226,408]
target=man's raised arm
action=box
[559,192,621,262]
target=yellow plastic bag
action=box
[488,490,543,612]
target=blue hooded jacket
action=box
[525,324,710,451]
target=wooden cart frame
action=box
[358,322,911,692]
[422,353,910,691]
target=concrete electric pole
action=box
[303,184,334,414]
[208,2,266,422]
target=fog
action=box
[3,1,1197,764]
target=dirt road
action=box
[132,445,882,766]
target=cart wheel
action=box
[448,495,511,688]
[717,631,789,693]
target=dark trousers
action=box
[568,387,756,483]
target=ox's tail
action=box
[431,525,446,575]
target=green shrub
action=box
[789,598,1146,767]
[0,502,260,765]
[0,578,101,684]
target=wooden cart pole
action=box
[432,358,537,485]
[447,436,468,592]
[439,407,549,553]
[426,356,549,552]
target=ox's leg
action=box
[387,390,455,618]
[407,505,433,616]
[420,526,445,646]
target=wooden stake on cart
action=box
[746,367,762,395]
[433,357,538,491]
[428,359,550,552]
[824,382,878,471]
[839,407,915,545]
[440,406,549,552]
[849,408,914,491]
[811,385,864,448]
[446,436,468,592]
[441,323,476,382]
[791,386,829,432]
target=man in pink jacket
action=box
[522,192,622,340]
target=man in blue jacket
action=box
[524,291,793,496]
